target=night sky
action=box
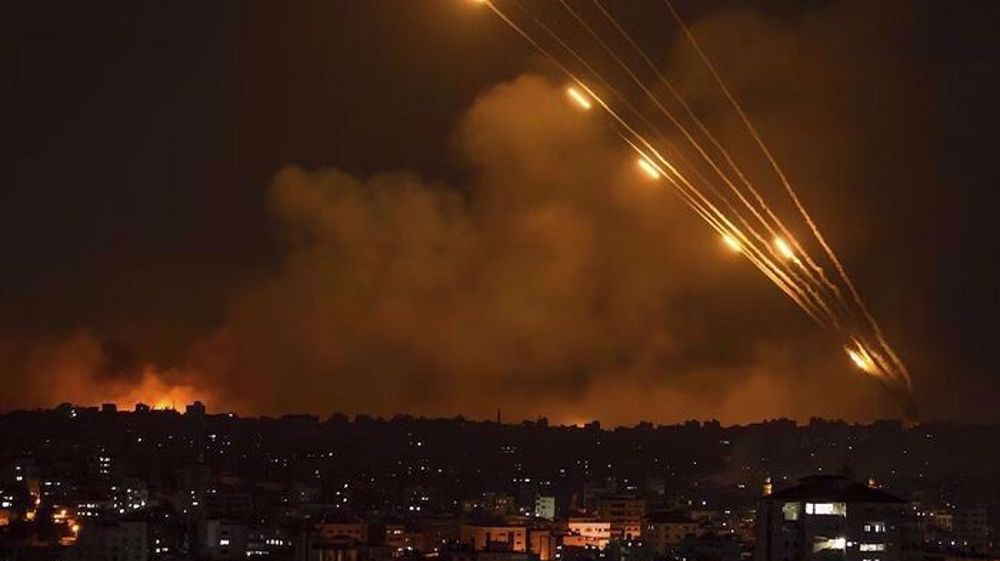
[2,0,998,424]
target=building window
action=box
[805,503,846,516]
[813,537,846,552]
[864,522,887,533]
[782,503,801,521]
[859,543,885,552]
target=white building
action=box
[535,496,556,521]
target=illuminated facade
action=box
[755,475,908,561]
[460,524,527,552]
[534,496,556,521]
[528,529,557,560]
[384,523,427,554]
[563,517,611,550]
[596,496,645,539]
[316,521,369,544]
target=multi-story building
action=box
[596,496,645,539]
[317,521,369,544]
[528,529,557,560]
[111,478,149,514]
[205,490,253,519]
[459,524,527,552]
[645,511,699,554]
[756,475,908,561]
[562,517,611,550]
[383,522,426,554]
[953,505,989,553]
[535,496,556,521]
[73,520,148,561]
[198,519,249,560]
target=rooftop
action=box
[769,475,904,504]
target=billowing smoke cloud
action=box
[0,331,207,411]
[188,69,891,423]
[2,0,922,424]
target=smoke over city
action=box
[0,0,973,424]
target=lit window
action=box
[806,502,846,516]
[864,522,887,533]
[220,539,231,546]
[860,543,885,552]
[813,537,846,552]
[782,503,801,521]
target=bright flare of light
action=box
[722,234,742,252]
[847,346,876,375]
[566,86,592,110]
[774,237,795,260]
[154,398,176,410]
[637,157,661,180]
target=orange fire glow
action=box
[107,370,202,411]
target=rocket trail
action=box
[588,0,849,321]
[662,0,911,388]
[476,0,912,413]
[553,0,842,325]
[625,139,827,327]
[489,0,837,327]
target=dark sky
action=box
[1,1,998,423]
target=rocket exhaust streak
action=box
[847,343,877,375]
[774,237,796,261]
[655,0,851,304]
[555,0,844,327]
[722,234,742,253]
[587,0,849,320]
[478,0,911,414]
[516,0,838,329]
[485,0,842,329]
[566,86,593,110]
[661,0,912,392]
[637,157,661,179]
[623,137,832,328]
[629,141,828,327]
[520,0,841,328]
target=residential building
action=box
[755,475,908,561]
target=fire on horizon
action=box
[3,1,998,424]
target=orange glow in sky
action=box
[105,370,202,411]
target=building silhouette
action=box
[756,475,908,561]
